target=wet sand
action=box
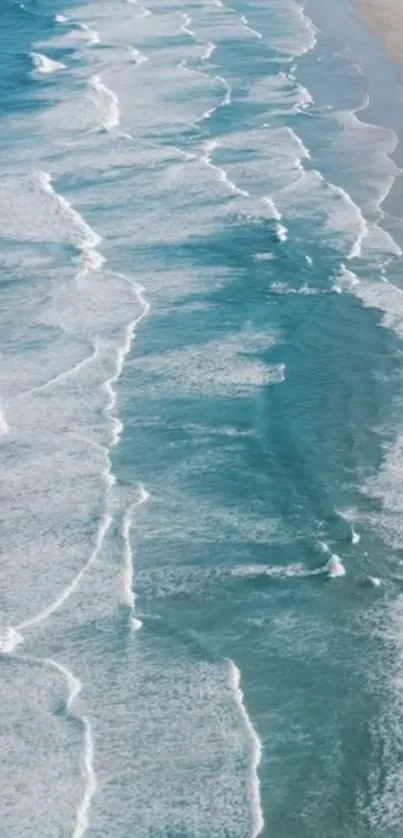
[352,0,403,64]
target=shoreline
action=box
[351,0,403,67]
[304,0,403,251]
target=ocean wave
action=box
[127,328,283,398]
[239,14,263,40]
[37,171,104,274]
[119,485,150,613]
[0,408,9,436]
[269,281,320,296]
[79,23,100,46]
[231,553,346,580]
[201,139,249,197]
[227,661,264,838]
[26,343,100,394]
[0,627,23,654]
[89,74,126,136]
[43,658,95,838]
[331,263,360,294]
[30,51,65,73]
[128,47,148,66]
[126,0,152,15]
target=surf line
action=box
[89,74,132,139]
[120,485,150,629]
[8,177,149,633]
[126,0,152,16]
[79,24,100,46]
[27,343,100,395]
[178,57,231,121]
[47,658,96,838]
[209,0,263,40]
[0,651,96,838]
[179,10,217,63]
[201,139,249,197]
[181,13,196,38]
[227,660,264,838]
[177,12,234,125]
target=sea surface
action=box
[2,0,403,836]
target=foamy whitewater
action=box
[2,0,403,835]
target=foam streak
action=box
[201,140,249,197]
[90,74,121,135]
[129,47,148,66]
[27,344,99,394]
[37,171,104,274]
[79,24,100,46]
[31,52,65,74]
[46,658,96,838]
[120,486,150,622]
[103,277,150,447]
[228,661,264,838]
[239,14,262,40]
[16,507,113,632]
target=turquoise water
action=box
[2,1,403,836]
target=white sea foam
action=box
[129,47,148,66]
[181,13,195,38]
[254,252,276,261]
[46,658,96,838]
[89,74,122,135]
[331,263,360,294]
[261,195,282,221]
[132,617,143,630]
[28,344,99,394]
[0,408,9,435]
[16,506,113,633]
[325,554,346,578]
[289,0,318,56]
[232,552,346,579]
[277,223,288,242]
[198,74,232,120]
[239,14,262,40]
[269,281,319,295]
[37,171,104,274]
[319,541,346,578]
[137,5,151,17]
[103,276,150,446]
[202,41,217,61]
[227,661,264,838]
[126,0,151,9]
[129,328,280,398]
[79,24,100,46]
[232,562,312,579]
[361,435,403,547]
[6,173,150,632]
[0,627,23,654]
[201,140,249,197]
[369,576,382,587]
[120,485,150,615]
[352,527,361,545]
[55,14,68,24]
[31,52,65,74]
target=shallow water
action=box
[2,0,403,836]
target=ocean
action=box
[1,0,403,835]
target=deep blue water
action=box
[2,1,403,836]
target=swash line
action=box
[46,657,96,838]
[26,343,99,395]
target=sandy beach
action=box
[353,0,403,64]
